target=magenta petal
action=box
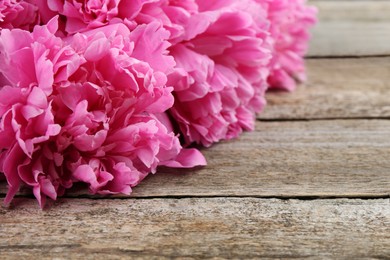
[40,178,57,200]
[161,148,207,168]
[73,163,114,193]
[33,185,45,209]
[33,43,54,95]
[83,36,110,62]
[27,87,48,108]
[130,22,175,73]
[73,130,108,152]
[2,144,25,206]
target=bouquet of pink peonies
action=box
[0,0,317,207]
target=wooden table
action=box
[1,1,389,259]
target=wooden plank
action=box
[308,0,390,57]
[261,57,390,120]
[2,119,389,198]
[132,119,390,198]
[0,198,389,258]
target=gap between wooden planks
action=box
[1,198,389,259]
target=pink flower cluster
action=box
[0,0,316,207]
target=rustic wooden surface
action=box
[1,2,390,258]
[261,58,390,120]
[7,58,390,198]
[1,118,389,199]
[308,0,390,57]
[1,198,389,259]
[1,58,389,259]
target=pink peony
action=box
[0,18,205,207]
[108,0,273,146]
[265,0,317,91]
[0,0,40,30]
[164,0,272,146]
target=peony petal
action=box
[2,144,25,206]
[161,148,207,168]
[83,36,110,62]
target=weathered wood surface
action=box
[1,53,389,258]
[2,58,390,199]
[261,57,390,119]
[1,119,389,199]
[134,119,390,198]
[1,198,389,259]
[308,0,390,57]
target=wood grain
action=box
[1,198,389,259]
[2,119,389,198]
[121,119,390,198]
[261,57,390,120]
[308,0,390,57]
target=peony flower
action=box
[0,18,205,207]
[164,0,272,146]
[265,0,317,91]
[103,0,273,147]
[0,0,40,30]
